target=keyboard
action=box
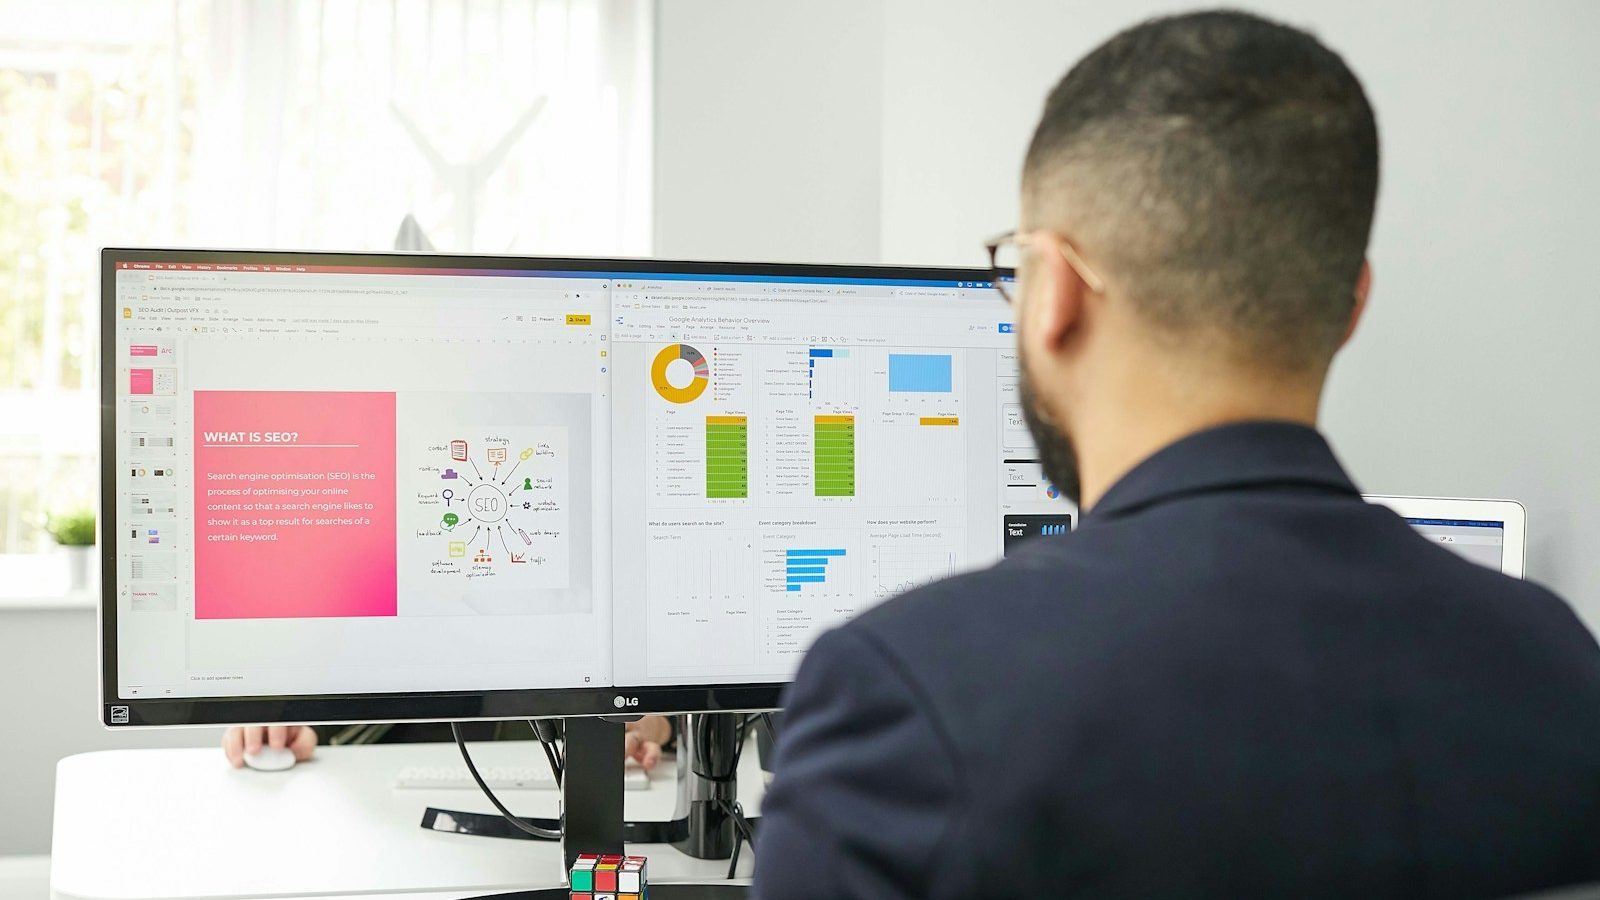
[394,763,650,791]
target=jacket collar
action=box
[1084,420,1359,522]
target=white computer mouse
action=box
[243,747,297,772]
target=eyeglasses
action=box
[983,230,1106,305]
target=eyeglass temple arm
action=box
[1055,242,1106,294]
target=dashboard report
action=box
[106,251,1073,708]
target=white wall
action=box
[0,606,220,855]
[653,0,885,262]
[656,0,1600,629]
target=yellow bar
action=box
[814,415,855,425]
[565,313,592,325]
[706,415,748,425]
[919,416,959,426]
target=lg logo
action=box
[613,695,639,709]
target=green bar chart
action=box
[814,415,855,497]
[706,415,748,498]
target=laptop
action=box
[1364,495,1526,578]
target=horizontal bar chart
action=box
[785,547,846,591]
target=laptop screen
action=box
[1403,517,1506,572]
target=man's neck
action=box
[1073,373,1323,512]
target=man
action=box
[754,10,1600,899]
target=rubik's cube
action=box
[569,853,648,899]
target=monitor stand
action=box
[561,716,626,867]
[457,715,753,899]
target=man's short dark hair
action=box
[1023,10,1379,372]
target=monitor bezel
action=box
[100,247,1011,728]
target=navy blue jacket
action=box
[754,422,1600,898]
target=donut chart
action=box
[651,343,710,404]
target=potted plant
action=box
[45,508,97,592]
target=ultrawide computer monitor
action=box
[100,249,1064,727]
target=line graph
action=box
[870,545,956,601]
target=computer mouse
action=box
[243,746,297,772]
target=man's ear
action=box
[1342,259,1372,347]
[1021,233,1089,356]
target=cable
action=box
[683,714,759,878]
[691,713,752,784]
[528,719,564,787]
[722,798,756,844]
[539,719,565,770]
[539,739,563,788]
[718,797,756,879]
[729,713,755,775]
[677,712,764,877]
[450,722,562,840]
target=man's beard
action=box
[1019,363,1081,507]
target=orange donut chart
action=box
[651,343,710,404]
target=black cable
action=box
[681,713,763,878]
[530,718,562,745]
[539,738,563,788]
[545,720,566,770]
[729,713,755,774]
[721,798,741,879]
[450,722,562,840]
[690,715,722,782]
[691,713,751,784]
[718,797,756,879]
[528,719,564,787]
[724,798,756,844]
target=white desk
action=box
[51,740,762,900]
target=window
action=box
[0,0,651,591]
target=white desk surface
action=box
[51,739,763,900]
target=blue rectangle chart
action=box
[785,548,846,592]
[888,353,953,393]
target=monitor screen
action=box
[1402,517,1506,572]
[103,250,1065,725]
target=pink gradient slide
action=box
[193,391,397,619]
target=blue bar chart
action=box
[888,353,953,393]
[808,348,858,404]
[785,547,846,591]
